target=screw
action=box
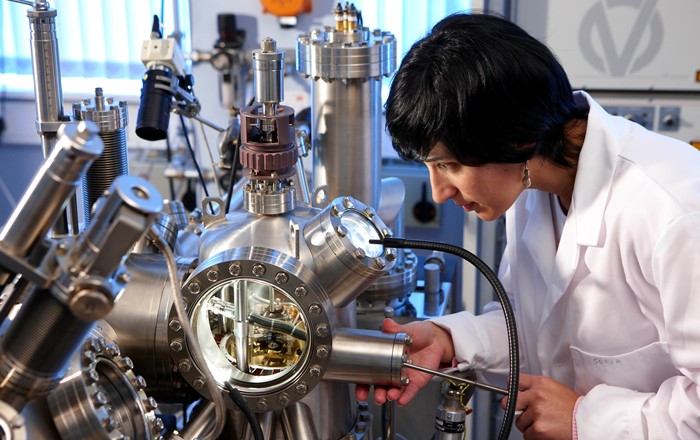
[278,393,290,406]
[83,350,97,363]
[188,282,200,294]
[336,225,348,237]
[295,383,308,395]
[207,269,219,282]
[178,360,191,373]
[106,343,120,357]
[193,378,205,390]
[133,375,147,390]
[252,264,266,277]
[401,376,410,386]
[404,335,413,346]
[342,197,354,209]
[275,272,289,284]
[144,397,158,411]
[169,319,182,332]
[117,272,131,284]
[364,207,375,218]
[86,368,100,383]
[374,257,387,269]
[256,399,269,411]
[331,204,342,217]
[229,262,242,276]
[309,365,321,378]
[170,339,183,352]
[308,304,322,316]
[119,357,134,371]
[354,248,366,259]
[315,323,329,338]
[93,390,108,407]
[316,346,329,359]
[294,286,308,297]
[153,418,165,432]
[385,249,397,261]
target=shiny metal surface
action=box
[73,88,129,224]
[297,26,396,210]
[168,246,335,413]
[280,402,319,440]
[0,121,102,259]
[105,253,197,401]
[47,331,162,440]
[324,328,408,387]
[0,400,27,440]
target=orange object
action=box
[260,0,312,17]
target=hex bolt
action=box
[252,264,266,277]
[178,360,192,373]
[119,357,134,371]
[331,204,342,217]
[93,390,108,407]
[85,338,102,353]
[278,393,290,406]
[153,418,165,432]
[354,248,366,259]
[374,257,387,269]
[193,378,205,390]
[256,399,269,411]
[342,197,354,209]
[86,368,100,383]
[144,397,158,411]
[401,353,409,363]
[401,376,410,386]
[229,262,242,276]
[385,249,397,261]
[336,225,348,237]
[404,334,413,346]
[275,272,289,284]
[382,228,393,237]
[316,346,329,359]
[295,383,308,395]
[207,269,219,282]
[170,339,183,352]
[169,319,182,332]
[308,304,322,316]
[294,286,307,297]
[188,282,200,294]
[133,375,148,390]
[83,350,97,363]
[315,323,329,338]
[106,343,120,357]
[117,272,131,284]
[364,207,375,218]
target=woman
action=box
[356,12,700,440]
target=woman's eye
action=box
[436,162,453,171]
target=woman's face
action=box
[423,142,525,221]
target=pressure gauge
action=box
[260,0,312,18]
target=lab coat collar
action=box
[569,91,628,247]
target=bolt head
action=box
[275,272,289,284]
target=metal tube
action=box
[281,403,319,440]
[231,281,250,373]
[402,362,509,395]
[0,121,102,259]
[324,328,407,386]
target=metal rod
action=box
[402,362,509,396]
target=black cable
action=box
[369,237,519,440]
[223,139,240,214]
[225,381,264,440]
[179,113,214,214]
[164,135,176,201]
[248,313,308,341]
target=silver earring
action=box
[522,160,531,189]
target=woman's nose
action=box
[429,173,453,204]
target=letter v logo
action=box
[578,0,663,76]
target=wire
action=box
[224,140,240,214]
[179,114,215,214]
[198,121,222,198]
[165,135,177,201]
[370,237,519,440]
[225,381,264,440]
[150,229,227,440]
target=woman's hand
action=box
[355,318,455,407]
[502,374,580,440]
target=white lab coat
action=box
[432,91,700,439]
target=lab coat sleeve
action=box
[428,248,513,374]
[576,212,700,439]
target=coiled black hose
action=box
[370,237,518,440]
[225,381,264,440]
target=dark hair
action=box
[385,13,587,167]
